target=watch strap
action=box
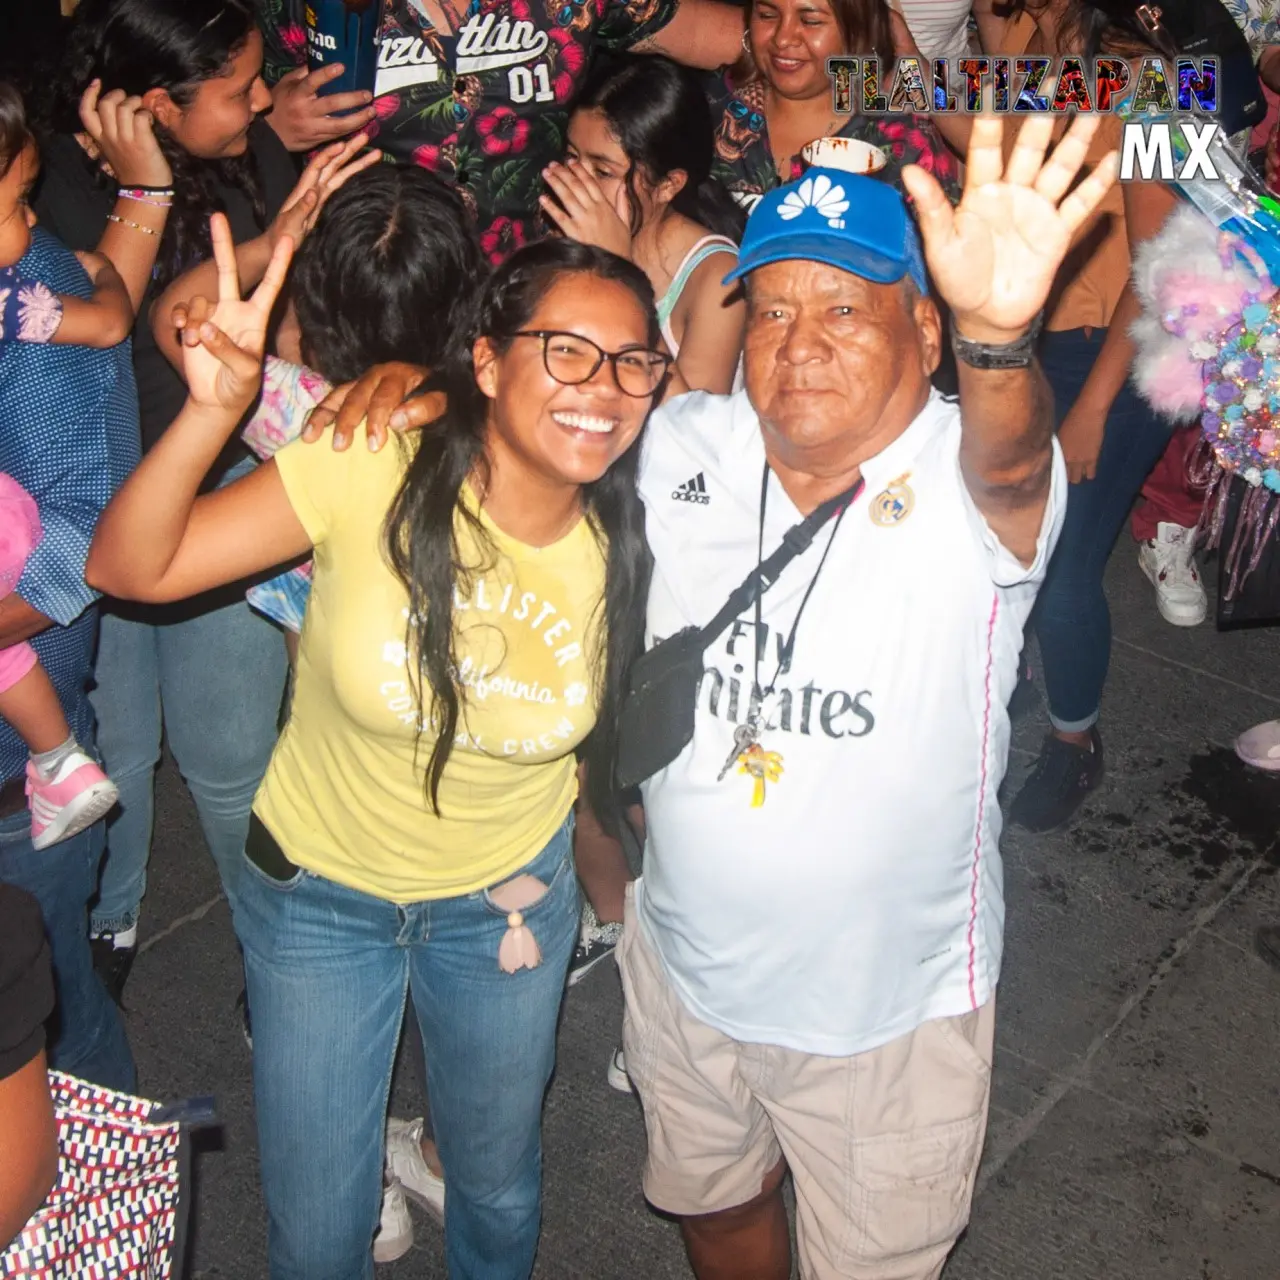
[951,313,1043,370]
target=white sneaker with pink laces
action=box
[26,750,119,850]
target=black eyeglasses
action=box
[511,330,672,398]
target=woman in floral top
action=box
[707,0,956,209]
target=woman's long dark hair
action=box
[291,165,484,385]
[386,239,654,836]
[1007,0,1156,56]
[42,0,265,289]
[577,56,745,244]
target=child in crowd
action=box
[542,56,746,395]
[154,166,453,650]
[0,82,133,848]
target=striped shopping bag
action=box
[1,1072,213,1279]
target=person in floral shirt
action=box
[256,0,748,260]
[707,0,957,211]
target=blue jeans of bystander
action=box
[1033,327,1173,731]
[89,456,288,932]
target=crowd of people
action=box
[1,0,1279,1277]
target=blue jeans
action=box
[0,811,135,1091]
[1034,327,1172,731]
[236,816,579,1280]
[89,461,288,931]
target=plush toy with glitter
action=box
[1129,204,1273,422]
[1128,201,1280,598]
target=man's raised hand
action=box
[901,114,1118,342]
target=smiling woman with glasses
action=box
[84,232,660,1280]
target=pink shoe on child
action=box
[26,750,119,850]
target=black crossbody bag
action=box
[1133,0,1265,139]
[615,479,862,791]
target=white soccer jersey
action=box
[635,388,1066,1056]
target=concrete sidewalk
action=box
[124,541,1280,1280]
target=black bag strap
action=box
[694,475,864,650]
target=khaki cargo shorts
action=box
[618,885,994,1280]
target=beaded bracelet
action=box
[118,186,174,204]
[106,213,160,237]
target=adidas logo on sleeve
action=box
[672,473,711,505]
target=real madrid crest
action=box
[870,473,914,527]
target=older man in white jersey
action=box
[617,115,1117,1280]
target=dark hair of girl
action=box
[292,166,486,386]
[577,56,745,244]
[1005,0,1155,57]
[385,238,655,836]
[43,0,265,290]
[0,82,32,180]
[732,0,894,87]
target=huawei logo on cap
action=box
[777,175,849,230]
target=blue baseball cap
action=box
[723,169,928,294]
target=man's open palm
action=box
[902,114,1118,337]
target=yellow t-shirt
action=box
[255,432,607,902]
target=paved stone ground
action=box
[123,539,1280,1280]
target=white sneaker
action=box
[372,1180,412,1265]
[1138,522,1207,626]
[386,1117,446,1224]
[606,1045,633,1094]
[1236,719,1280,770]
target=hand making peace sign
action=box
[173,213,295,417]
[901,113,1119,342]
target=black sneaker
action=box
[90,933,136,1007]
[1008,728,1104,832]
[567,904,622,988]
[1257,926,1280,973]
[236,987,253,1050]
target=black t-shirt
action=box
[0,883,55,1081]
[33,120,298,479]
